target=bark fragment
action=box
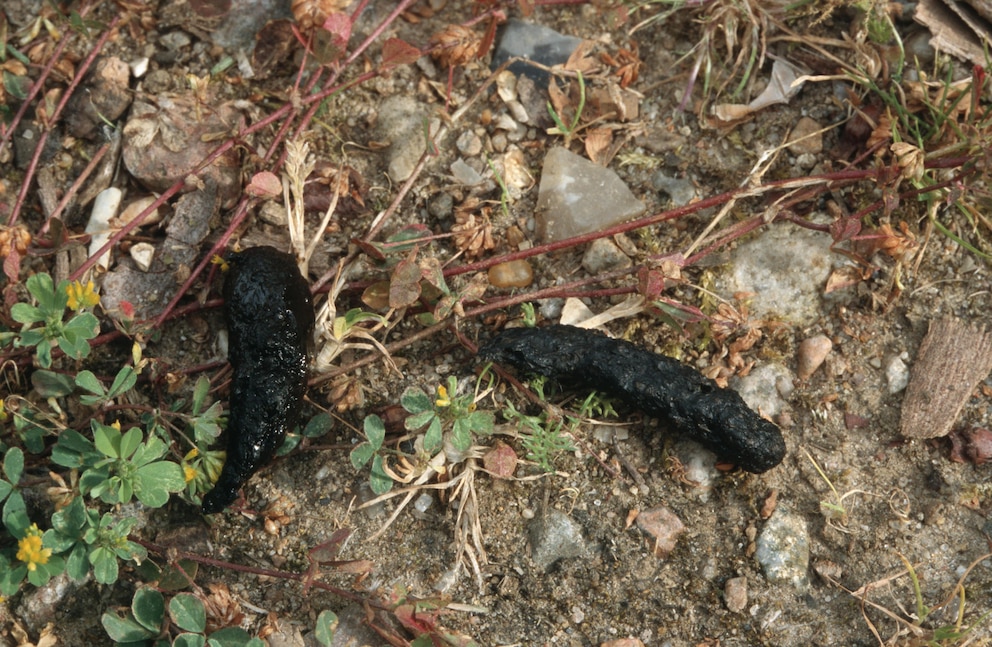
[900,317,992,439]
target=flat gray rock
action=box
[535,147,646,243]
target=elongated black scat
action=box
[202,246,315,514]
[478,325,785,473]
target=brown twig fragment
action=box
[900,317,992,439]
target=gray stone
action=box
[535,147,646,243]
[101,183,218,320]
[450,159,483,186]
[731,362,790,417]
[211,0,292,50]
[491,19,583,86]
[377,95,437,182]
[755,505,809,591]
[529,509,587,570]
[581,238,632,274]
[17,572,81,633]
[651,173,697,206]
[715,223,832,325]
[456,130,483,156]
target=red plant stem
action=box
[343,0,418,67]
[134,538,381,606]
[7,14,122,227]
[0,4,83,156]
[146,1,411,327]
[442,158,977,281]
[39,141,111,233]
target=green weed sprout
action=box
[402,374,495,454]
[350,413,394,495]
[54,420,185,508]
[4,274,99,368]
[546,70,586,145]
[502,400,574,473]
[101,585,314,646]
[502,386,616,473]
[0,448,65,594]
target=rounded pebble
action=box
[724,576,748,613]
[755,504,809,591]
[885,355,910,394]
[797,334,832,380]
[488,259,534,288]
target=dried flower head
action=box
[451,199,495,258]
[429,24,482,69]
[291,0,350,33]
[0,225,31,258]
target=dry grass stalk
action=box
[900,317,992,439]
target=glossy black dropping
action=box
[478,325,785,473]
[201,246,315,514]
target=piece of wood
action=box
[900,317,992,439]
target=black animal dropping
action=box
[478,325,785,473]
[202,246,315,514]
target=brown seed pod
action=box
[291,0,349,33]
[429,24,482,69]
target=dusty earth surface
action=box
[2,0,992,646]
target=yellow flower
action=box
[16,524,51,572]
[211,255,229,272]
[0,398,7,423]
[435,385,451,408]
[66,279,100,310]
[183,464,198,484]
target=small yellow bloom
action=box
[16,524,51,572]
[66,279,100,310]
[435,385,451,408]
[211,255,229,272]
[0,398,7,423]
[183,464,198,484]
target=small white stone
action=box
[129,242,155,271]
[87,188,122,270]
[886,355,910,394]
[496,69,517,102]
[129,57,149,78]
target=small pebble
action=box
[87,188,122,270]
[118,196,162,226]
[885,355,910,394]
[456,130,483,156]
[414,492,434,513]
[755,504,809,591]
[797,334,832,380]
[582,238,631,274]
[450,159,483,186]
[529,509,587,570]
[129,242,155,271]
[635,506,685,558]
[787,116,823,156]
[488,259,534,288]
[724,577,748,613]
